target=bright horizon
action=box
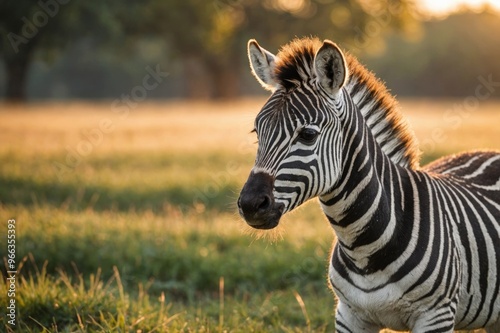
[420,0,500,15]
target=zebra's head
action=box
[238,38,348,229]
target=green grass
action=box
[0,150,254,213]
[0,260,334,332]
[1,100,498,332]
[0,200,335,332]
[0,147,335,332]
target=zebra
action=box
[237,37,500,333]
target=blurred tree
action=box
[128,0,418,99]
[0,0,418,101]
[0,0,120,102]
[363,8,500,97]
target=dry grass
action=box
[401,98,500,157]
[0,99,262,156]
[1,97,498,158]
[1,97,498,247]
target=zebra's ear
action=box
[314,40,348,95]
[248,39,279,91]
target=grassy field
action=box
[0,98,499,332]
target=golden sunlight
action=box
[275,0,307,13]
[420,0,500,15]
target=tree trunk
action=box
[211,62,241,99]
[183,54,241,99]
[183,55,213,99]
[5,52,31,103]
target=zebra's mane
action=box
[274,37,420,169]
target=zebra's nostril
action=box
[257,195,271,212]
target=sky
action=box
[420,0,500,15]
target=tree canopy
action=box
[2,1,499,101]
[363,9,500,97]
[0,0,122,102]
[0,0,419,101]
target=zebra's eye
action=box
[298,128,319,144]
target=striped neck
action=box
[319,94,412,273]
[344,55,420,169]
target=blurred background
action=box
[1,1,500,332]
[1,0,500,101]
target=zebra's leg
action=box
[335,301,379,333]
[410,307,456,333]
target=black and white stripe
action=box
[240,37,500,333]
[322,91,500,332]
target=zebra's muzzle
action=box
[238,171,284,229]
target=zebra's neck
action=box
[344,55,420,169]
[319,93,412,273]
[271,38,420,168]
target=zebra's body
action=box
[237,37,500,332]
[322,91,500,332]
